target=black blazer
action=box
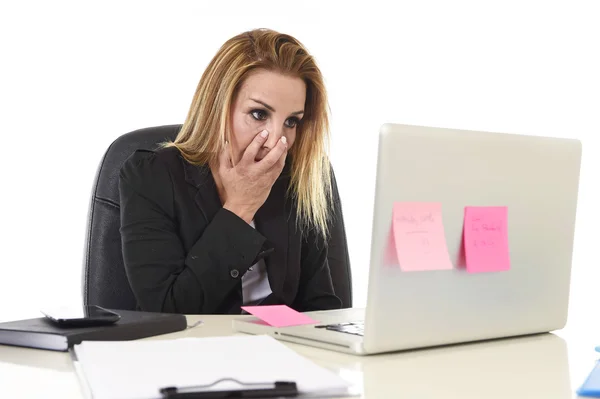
[118,146,343,314]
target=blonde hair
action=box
[166,28,333,238]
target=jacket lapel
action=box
[181,157,222,224]
[255,175,290,302]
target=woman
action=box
[118,28,347,314]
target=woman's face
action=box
[229,69,306,165]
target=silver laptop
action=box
[232,123,582,355]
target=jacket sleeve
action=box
[293,231,343,312]
[118,150,268,314]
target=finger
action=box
[257,136,288,172]
[240,130,269,165]
[219,142,232,171]
[267,149,288,182]
[271,146,288,174]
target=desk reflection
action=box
[316,333,571,398]
[292,332,571,398]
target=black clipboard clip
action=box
[159,377,298,398]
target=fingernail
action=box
[261,130,268,138]
[281,136,287,144]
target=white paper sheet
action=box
[73,335,351,399]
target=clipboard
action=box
[159,378,298,398]
[69,336,351,399]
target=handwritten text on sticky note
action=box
[240,305,318,327]
[390,202,453,272]
[463,206,510,273]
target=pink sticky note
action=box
[390,202,453,271]
[463,206,510,273]
[241,305,318,327]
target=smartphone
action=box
[41,305,121,327]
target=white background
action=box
[1,0,599,388]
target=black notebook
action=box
[0,309,187,351]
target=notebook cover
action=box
[0,309,187,351]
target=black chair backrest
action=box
[83,125,352,310]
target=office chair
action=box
[83,125,353,311]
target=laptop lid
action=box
[362,123,581,354]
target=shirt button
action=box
[230,269,240,278]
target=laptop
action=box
[232,123,582,355]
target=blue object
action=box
[578,361,600,397]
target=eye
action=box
[250,109,268,121]
[285,117,301,128]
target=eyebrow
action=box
[250,98,304,116]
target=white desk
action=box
[0,312,597,398]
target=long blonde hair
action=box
[167,28,333,238]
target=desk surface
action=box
[0,312,597,398]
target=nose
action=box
[263,121,284,149]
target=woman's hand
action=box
[219,130,288,223]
